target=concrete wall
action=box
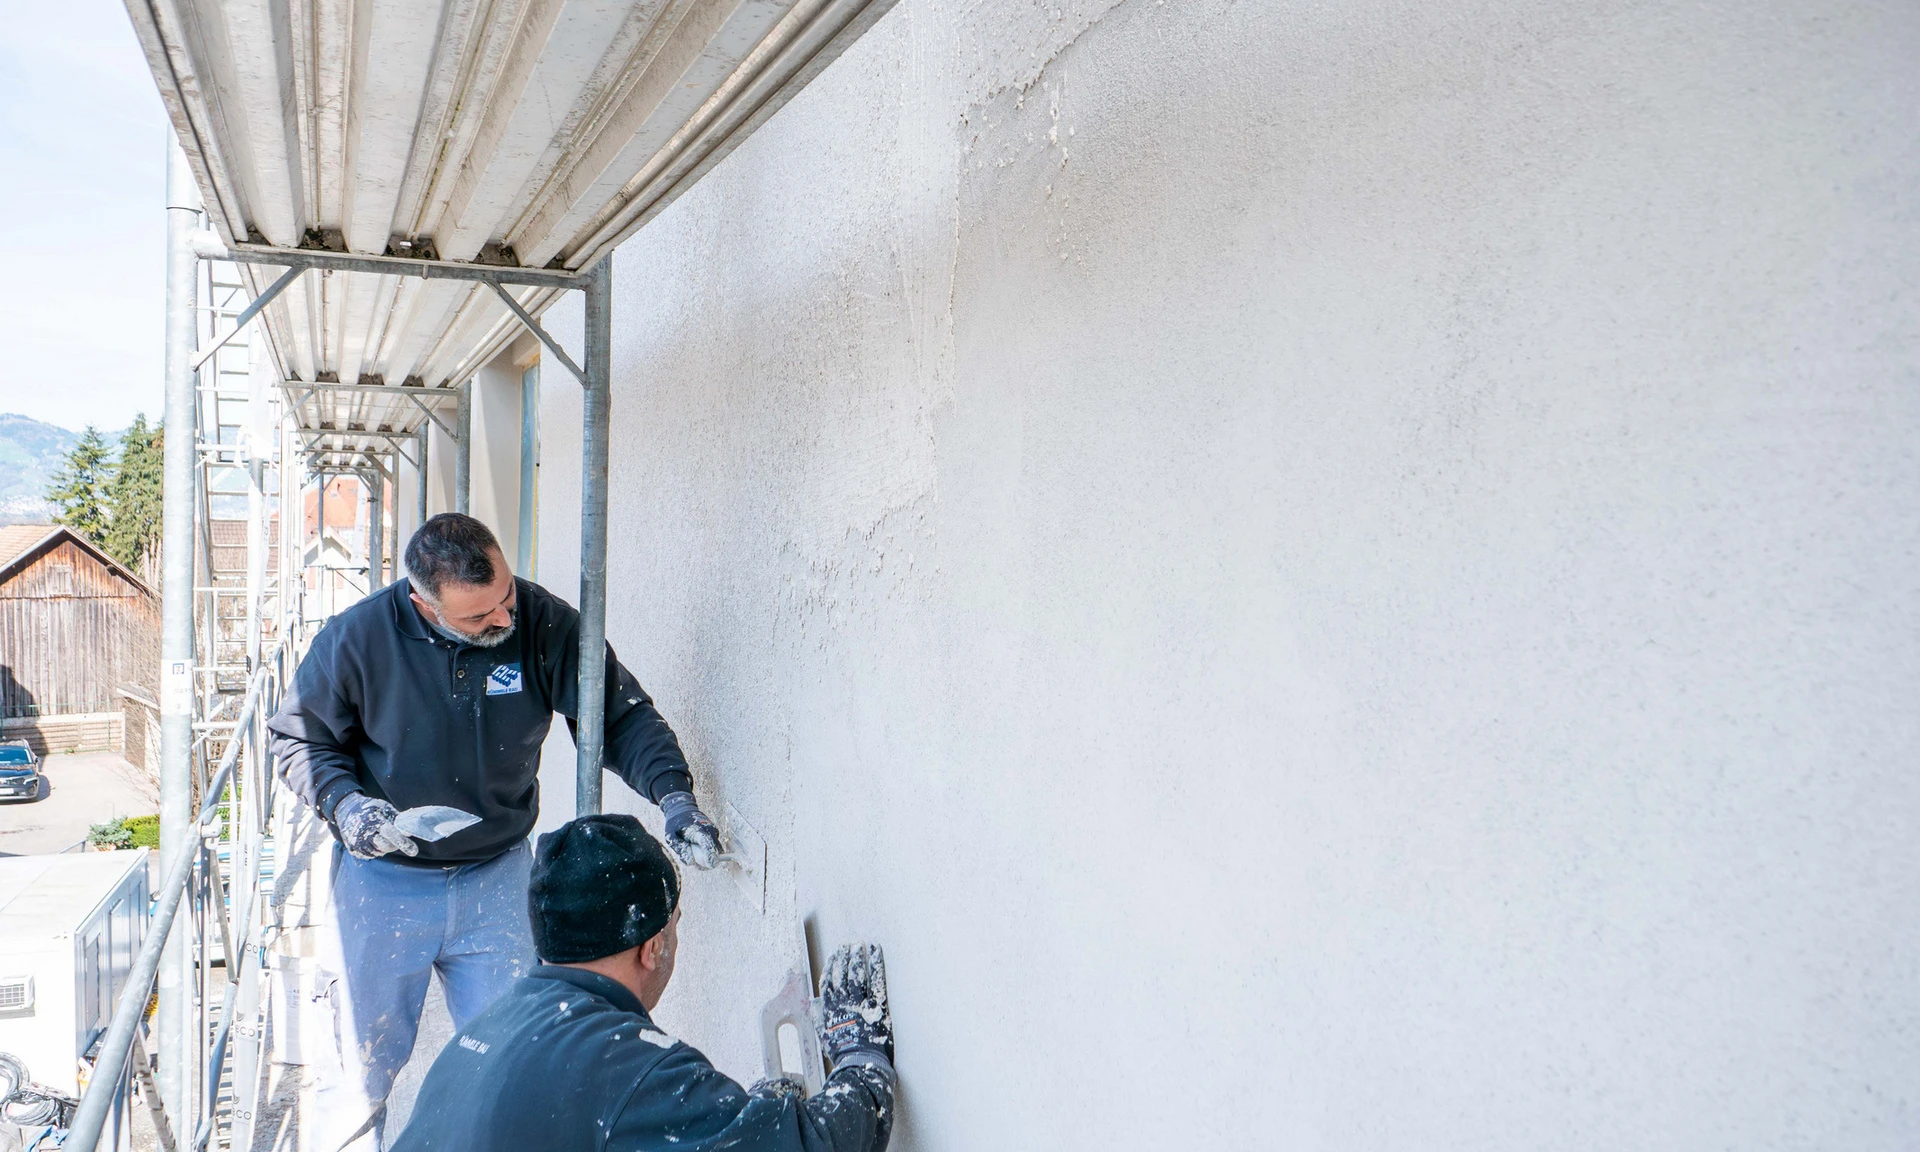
[533,0,1920,1146]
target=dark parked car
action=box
[0,740,43,801]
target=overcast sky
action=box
[0,0,169,433]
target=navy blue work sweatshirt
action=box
[266,577,693,865]
[389,966,894,1152]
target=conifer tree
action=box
[105,415,164,572]
[46,425,113,542]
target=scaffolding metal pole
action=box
[367,468,385,592]
[208,241,586,289]
[576,257,611,816]
[417,425,430,527]
[518,364,538,575]
[158,133,200,1142]
[285,421,300,628]
[246,457,265,670]
[455,380,472,514]
[319,475,332,618]
[389,453,402,581]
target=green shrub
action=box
[87,820,132,849]
[85,815,160,850]
[122,814,160,849]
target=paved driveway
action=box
[0,751,159,856]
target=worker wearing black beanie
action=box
[528,813,680,962]
[391,812,897,1152]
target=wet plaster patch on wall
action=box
[534,0,1920,1147]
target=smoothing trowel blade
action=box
[719,801,766,912]
[392,805,482,842]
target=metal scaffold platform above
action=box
[125,0,897,428]
[62,0,902,1146]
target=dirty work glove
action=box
[333,793,419,860]
[820,943,893,1068]
[659,791,722,870]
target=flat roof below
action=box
[0,851,147,943]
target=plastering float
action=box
[757,967,825,1096]
[716,801,766,912]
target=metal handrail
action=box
[190,778,271,1152]
[66,647,282,1151]
[194,982,239,1151]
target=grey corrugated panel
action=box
[124,0,898,432]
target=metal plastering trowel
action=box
[716,801,766,912]
[392,804,482,841]
[716,804,820,1093]
[758,966,825,1096]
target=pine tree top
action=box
[46,425,114,543]
[104,415,164,571]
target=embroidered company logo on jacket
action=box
[486,664,524,696]
[458,1035,490,1054]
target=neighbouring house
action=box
[299,475,371,620]
[205,516,284,687]
[0,525,160,763]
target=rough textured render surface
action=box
[534,0,1920,1146]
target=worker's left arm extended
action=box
[590,645,694,803]
[535,600,693,804]
[608,1052,895,1152]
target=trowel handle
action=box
[757,971,826,1097]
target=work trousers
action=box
[316,839,534,1152]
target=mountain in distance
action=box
[0,413,79,525]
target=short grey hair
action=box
[405,513,502,600]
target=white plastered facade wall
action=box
[469,359,527,565]
[423,419,458,528]
[530,0,1920,1147]
[391,465,421,559]
[418,337,543,569]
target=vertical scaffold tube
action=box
[518,364,538,576]
[319,475,332,618]
[158,132,200,1144]
[417,426,430,528]
[389,455,402,576]
[576,258,612,815]
[367,468,384,592]
[455,381,472,514]
[246,458,264,670]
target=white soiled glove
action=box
[820,943,893,1069]
[659,791,722,870]
[334,793,420,859]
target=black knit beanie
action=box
[529,814,681,963]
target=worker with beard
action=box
[267,512,725,1151]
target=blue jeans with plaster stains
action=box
[318,839,534,1151]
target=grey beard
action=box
[428,610,517,648]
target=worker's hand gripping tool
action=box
[659,791,723,870]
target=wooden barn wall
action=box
[0,540,160,720]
